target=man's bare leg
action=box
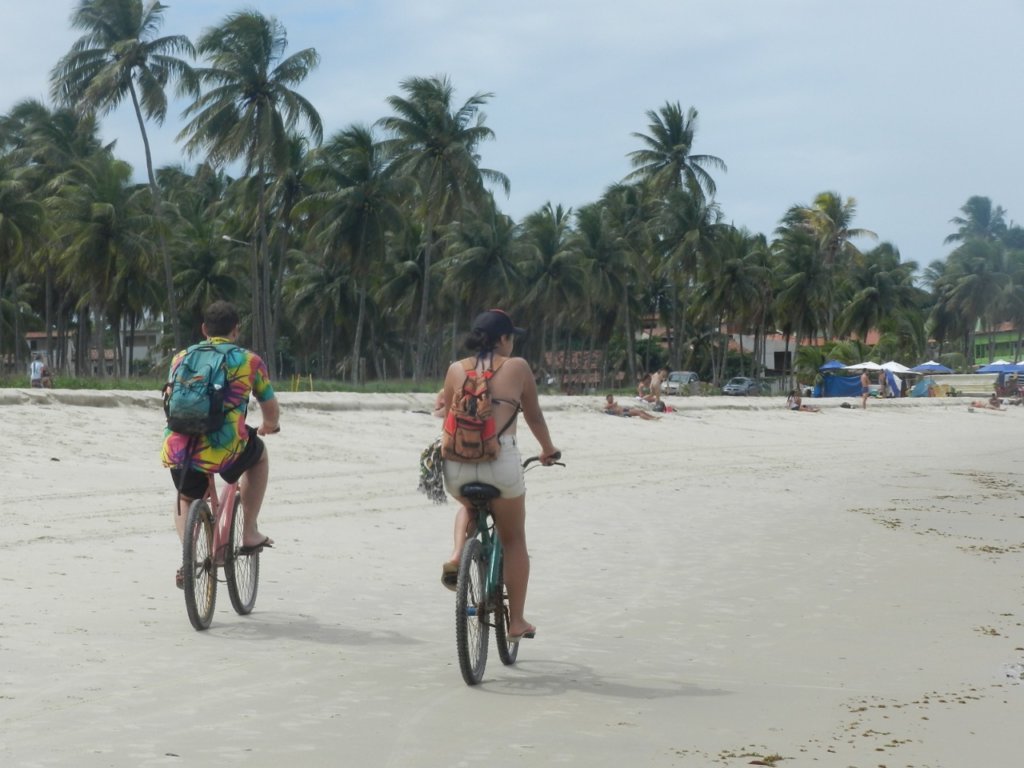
[239,449,272,548]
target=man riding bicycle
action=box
[161,301,280,589]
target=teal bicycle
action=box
[455,453,562,686]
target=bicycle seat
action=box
[460,482,500,500]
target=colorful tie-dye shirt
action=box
[161,337,276,473]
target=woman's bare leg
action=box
[447,503,473,565]
[491,494,534,637]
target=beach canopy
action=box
[818,360,847,371]
[880,360,912,373]
[975,361,1024,373]
[911,361,953,373]
[846,361,883,371]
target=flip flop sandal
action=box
[441,562,458,591]
[175,567,184,590]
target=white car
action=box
[662,371,699,395]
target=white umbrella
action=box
[847,361,883,370]
[880,360,911,373]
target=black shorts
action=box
[170,426,265,499]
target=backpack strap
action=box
[486,357,521,438]
[458,355,520,437]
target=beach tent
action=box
[910,377,938,397]
[818,360,847,372]
[976,362,1023,373]
[815,360,856,396]
[879,362,910,396]
[913,360,950,372]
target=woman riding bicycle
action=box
[439,309,560,642]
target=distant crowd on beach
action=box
[596,363,1024,419]
[600,366,672,421]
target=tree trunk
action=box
[622,283,636,384]
[413,218,436,382]
[128,81,182,350]
[351,282,366,384]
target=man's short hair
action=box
[204,301,240,336]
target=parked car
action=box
[722,376,761,396]
[662,370,699,395]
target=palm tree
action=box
[943,238,1008,363]
[299,124,409,382]
[158,165,242,328]
[699,226,769,379]
[773,222,830,371]
[518,202,584,371]
[46,150,151,376]
[285,247,352,378]
[945,196,1008,245]
[626,102,726,200]
[779,191,877,338]
[51,0,197,349]
[3,100,109,371]
[439,196,526,336]
[570,201,632,383]
[179,9,322,369]
[0,158,45,369]
[653,186,722,369]
[837,242,921,342]
[378,74,509,380]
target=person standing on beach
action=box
[161,301,280,590]
[650,366,669,410]
[439,309,559,642]
[28,354,44,388]
[860,370,870,409]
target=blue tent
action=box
[911,361,953,373]
[976,362,1023,373]
[818,360,847,371]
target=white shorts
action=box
[442,435,526,499]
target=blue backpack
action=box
[163,342,235,435]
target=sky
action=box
[4,0,1023,269]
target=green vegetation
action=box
[0,374,444,394]
[3,1,1022,392]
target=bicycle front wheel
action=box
[183,500,217,630]
[492,551,519,666]
[224,493,259,615]
[455,537,489,685]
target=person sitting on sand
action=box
[636,373,653,401]
[786,390,820,413]
[604,394,659,420]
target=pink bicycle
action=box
[182,474,261,630]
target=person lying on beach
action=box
[786,390,820,412]
[604,394,660,420]
[970,394,1005,411]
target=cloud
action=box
[4,0,1023,266]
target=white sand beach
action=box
[1,390,1021,767]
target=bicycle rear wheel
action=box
[455,538,489,685]
[183,500,217,630]
[493,552,519,666]
[224,492,259,615]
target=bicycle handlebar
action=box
[522,451,563,469]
